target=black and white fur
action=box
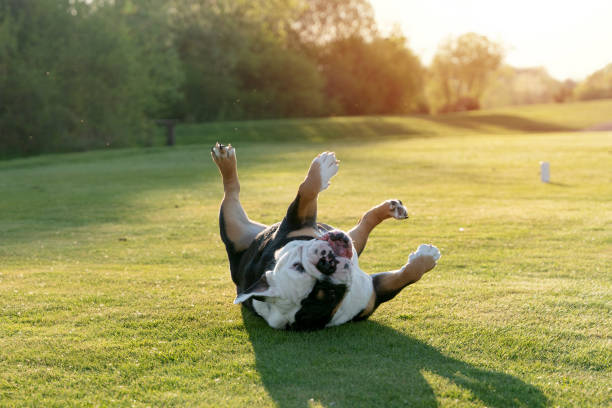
[212,143,440,330]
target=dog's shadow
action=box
[242,308,547,407]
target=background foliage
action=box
[0,0,609,157]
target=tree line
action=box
[0,0,609,157]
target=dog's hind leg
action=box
[371,244,439,304]
[348,199,408,256]
[356,244,440,320]
[212,143,266,252]
[281,152,339,233]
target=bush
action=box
[0,0,182,157]
[438,97,480,114]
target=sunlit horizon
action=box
[371,0,612,81]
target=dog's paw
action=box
[313,152,339,191]
[385,199,408,219]
[408,244,441,263]
[211,142,235,160]
[211,142,236,172]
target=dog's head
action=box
[234,230,355,329]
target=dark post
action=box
[155,119,178,146]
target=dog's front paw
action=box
[313,152,339,191]
[408,244,441,264]
[386,199,408,219]
[211,142,236,172]
[211,142,235,159]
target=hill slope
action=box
[165,99,612,145]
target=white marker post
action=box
[540,161,550,183]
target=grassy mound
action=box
[161,99,612,146]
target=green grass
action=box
[1,102,611,407]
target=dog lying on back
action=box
[212,143,440,330]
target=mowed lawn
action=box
[1,110,611,406]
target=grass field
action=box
[1,102,611,407]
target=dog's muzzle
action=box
[316,252,338,275]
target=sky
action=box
[370,0,612,81]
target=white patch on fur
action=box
[252,300,291,329]
[315,152,339,192]
[241,240,440,330]
[327,247,373,327]
[246,239,361,329]
[246,242,317,328]
[408,244,441,263]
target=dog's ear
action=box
[233,273,278,304]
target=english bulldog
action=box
[211,143,440,330]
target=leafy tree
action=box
[554,79,576,103]
[108,0,185,120]
[290,0,377,46]
[426,32,503,113]
[318,33,425,115]
[482,66,562,108]
[1,0,431,156]
[573,63,612,100]
[171,0,324,121]
[0,0,183,156]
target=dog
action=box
[211,143,440,330]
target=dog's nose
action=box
[316,252,337,275]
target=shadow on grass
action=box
[424,113,576,133]
[546,182,571,187]
[242,308,547,408]
[0,143,309,241]
[169,112,578,147]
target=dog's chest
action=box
[252,262,373,330]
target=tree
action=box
[481,66,562,108]
[171,0,325,121]
[554,79,576,103]
[289,0,377,46]
[0,0,183,156]
[318,33,425,115]
[573,63,612,101]
[426,32,504,113]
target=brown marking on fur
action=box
[330,297,343,318]
[316,289,325,301]
[212,143,266,251]
[383,257,434,291]
[295,160,322,223]
[372,255,436,302]
[348,201,398,255]
[287,227,318,239]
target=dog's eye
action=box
[293,262,305,272]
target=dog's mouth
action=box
[318,231,353,260]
